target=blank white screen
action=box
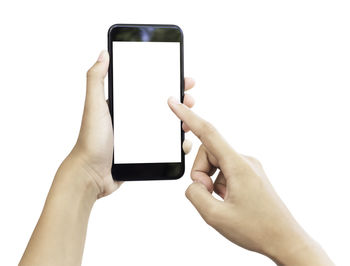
[113,41,181,164]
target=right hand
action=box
[168,97,334,266]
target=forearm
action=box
[19,156,99,266]
[276,240,334,266]
[266,220,334,266]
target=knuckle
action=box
[251,157,262,166]
[86,66,99,79]
[246,155,257,162]
[185,187,190,198]
[244,155,262,167]
[229,156,252,174]
[185,185,194,199]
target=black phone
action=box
[108,24,185,181]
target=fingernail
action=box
[97,50,107,62]
[168,96,180,106]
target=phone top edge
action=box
[108,24,183,35]
[109,23,182,28]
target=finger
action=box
[85,50,109,112]
[182,94,194,132]
[168,97,238,164]
[185,77,195,91]
[182,139,192,154]
[191,145,217,192]
[182,122,190,132]
[183,93,195,108]
[213,171,226,199]
[186,182,222,225]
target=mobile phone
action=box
[108,24,185,181]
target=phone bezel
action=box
[108,24,185,181]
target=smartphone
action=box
[108,24,185,181]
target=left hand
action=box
[63,50,196,198]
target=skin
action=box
[19,50,334,266]
[19,51,195,266]
[167,97,334,266]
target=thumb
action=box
[186,182,222,226]
[85,50,109,111]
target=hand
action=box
[61,50,196,198]
[167,98,334,266]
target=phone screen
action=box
[112,41,181,164]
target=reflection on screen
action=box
[113,41,181,164]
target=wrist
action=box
[52,154,101,207]
[266,224,333,266]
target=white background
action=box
[113,41,181,163]
[0,0,349,265]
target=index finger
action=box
[167,97,239,163]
